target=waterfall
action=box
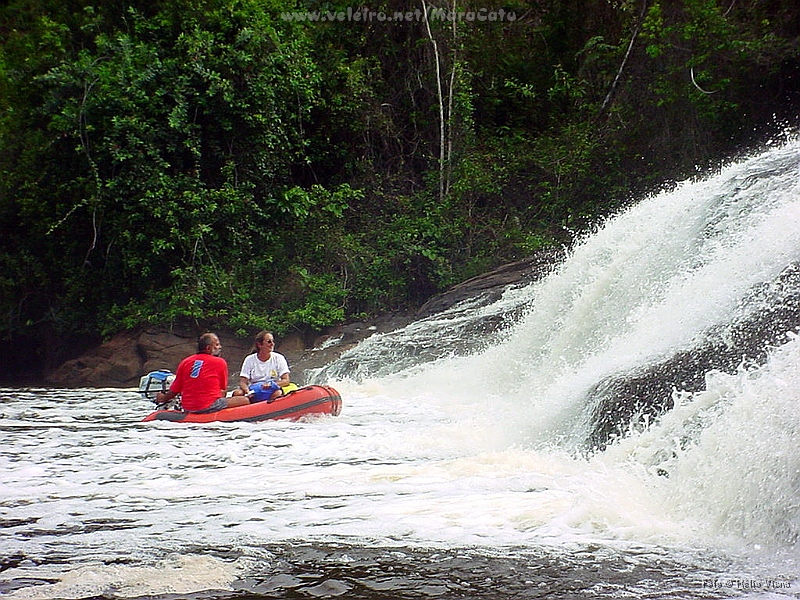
[312,135,800,548]
[317,136,800,450]
[3,138,800,600]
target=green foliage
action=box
[639,0,789,121]
[0,0,797,354]
[282,269,347,331]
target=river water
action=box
[3,137,800,599]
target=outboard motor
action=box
[138,370,176,403]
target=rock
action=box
[290,313,417,382]
[585,261,800,451]
[45,330,143,388]
[45,327,251,389]
[415,251,562,318]
[42,251,562,388]
[290,249,562,380]
[42,320,418,389]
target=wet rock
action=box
[585,262,800,451]
[416,251,563,318]
[44,327,251,388]
[41,251,562,388]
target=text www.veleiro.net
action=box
[280,7,518,23]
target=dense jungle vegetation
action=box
[1,0,799,371]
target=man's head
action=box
[198,333,222,355]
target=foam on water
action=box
[3,137,800,598]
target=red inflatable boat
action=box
[141,384,342,424]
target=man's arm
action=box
[155,389,178,404]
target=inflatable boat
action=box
[139,371,342,423]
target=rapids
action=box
[2,136,800,599]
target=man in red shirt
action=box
[156,333,250,413]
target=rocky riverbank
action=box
[42,252,562,388]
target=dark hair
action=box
[198,332,218,353]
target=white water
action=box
[2,138,800,599]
